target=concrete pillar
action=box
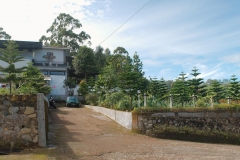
[37,93,46,147]
[227,97,230,104]
[144,93,147,107]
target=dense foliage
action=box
[75,44,240,111]
[0,27,11,40]
[39,13,91,54]
[0,41,26,94]
[2,14,240,111]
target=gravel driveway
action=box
[1,105,240,160]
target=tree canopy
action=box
[0,27,11,40]
[39,13,91,54]
[73,46,97,80]
[19,63,51,95]
[0,41,26,94]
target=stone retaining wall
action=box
[84,105,240,143]
[136,111,240,136]
[0,94,47,148]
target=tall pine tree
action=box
[171,72,190,107]
[208,80,224,103]
[228,74,240,103]
[0,41,26,94]
[188,67,207,97]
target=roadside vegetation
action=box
[1,13,240,113]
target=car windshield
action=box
[68,97,77,101]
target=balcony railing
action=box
[32,59,68,67]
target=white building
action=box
[0,40,71,98]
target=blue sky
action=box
[0,0,240,81]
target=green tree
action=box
[63,77,78,95]
[73,46,97,80]
[188,67,207,97]
[95,65,118,95]
[94,45,106,73]
[149,77,161,98]
[118,70,140,110]
[104,48,111,64]
[39,13,91,54]
[110,46,130,74]
[208,80,224,103]
[113,46,128,54]
[165,80,173,89]
[0,27,11,40]
[78,80,88,96]
[149,77,169,99]
[132,52,143,75]
[0,41,26,94]
[18,63,51,95]
[171,72,191,107]
[228,74,240,103]
[159,77,169,99]
[87,77,96,93]
[131,52,148,93]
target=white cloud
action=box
[0,0,240,81]
[221,54,240,64]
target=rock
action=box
[24,107,35,115]
[6,113,22,124]
[0,105,4,110]
[3,100,11,106]
[0,128,3,134]
[4,128,11,135]
[146,123,153,129]
[33,129,38,134]
[1,110,8,116]
[8,107,19,114]
[33,135,38,143]
[0,115,4,123]
[22,134,32,142]
[19,107,26,114]
[28,114,36,118]
[21,128,31,134]
[14,126,21,132]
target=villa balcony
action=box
[32,59,69,69]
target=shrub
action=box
[85,93,99,106]
[196,97,209,107]
[116,98,130,110]
[0,88,9,94]
[132,100,138,108]
[104,92,127,108]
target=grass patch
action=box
[132,104,240,113]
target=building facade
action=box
[0,40,71,98]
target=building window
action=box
[47,52,53,56]
[42,71,48,75]
[50,71,65,75]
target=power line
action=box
[99,0,152,45]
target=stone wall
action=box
[0,94,47,148]
[136,111,240,136]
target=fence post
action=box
[37,93,46,147]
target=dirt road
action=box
[2,105,240,160]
